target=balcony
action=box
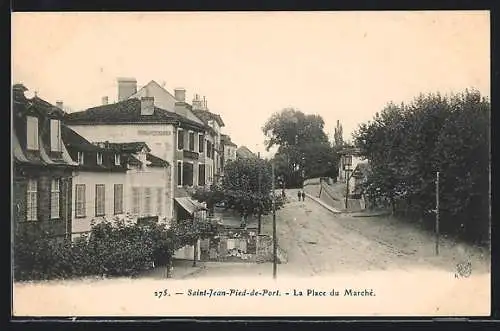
[183,149,199,160]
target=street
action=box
[184,188,490,279]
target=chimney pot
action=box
[102,96,109,105]
[174,88,186,102]
[117,77,137,101]
[141,96,155,116]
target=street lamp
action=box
[343,154,353,210]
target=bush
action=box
[13,216,176,281]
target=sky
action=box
[12,11,490,158]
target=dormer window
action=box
[50,119,62,152]
[26,116,39,150]
[114,154,121,166]
[97,152,103,165]
[77,151,84,165]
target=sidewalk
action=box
[137,259,206,280]
[303,192,342,214]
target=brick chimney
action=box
[56,101,63,110]
[102,96,109,105]
[141,96,155,116]
[174,88,186,102]
[192,94,203,110]
[117,77,137,101]
[174,88,190,118]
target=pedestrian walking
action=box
[301,191,306,201]
[297,190,302,201]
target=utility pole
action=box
[435,171,440,256]
[272,161,277,279]
[258,152,262,235]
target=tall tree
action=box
[333,120,344,148]
[262,108,338,186]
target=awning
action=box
[175,197,207,215]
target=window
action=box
[50,179,60,219]
[26,179,37,221]
[144,187,152,216]
[50,119,62,152]
[97,152,103,165]
[114,154,121,166]
[156,188,163,215]
[114,184,123,214]
[207,141,212,158]
[183,162,194,187]
[177,129,184,150]
[198,134,204,153]
[77,151,84,165]
[95,184,105,216]
[75,184,86,217]
[189,131,195,151]
[198,163,205,186]
[177,161,183,186]
[26,116,39,150]
[132,187,141,214]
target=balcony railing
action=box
[183,150,199,160]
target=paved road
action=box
[183,188,490,279]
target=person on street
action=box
[297,190,302,201]
[301,191,306,201]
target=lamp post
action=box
[272,160,277,279]
[343,155,353,209]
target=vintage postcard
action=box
[11,11,491,317]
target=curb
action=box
[304,192,342,214]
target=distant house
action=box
[12,84,78,240]
[62,127,171,238]
[221,134,238,173]
[337,146,364,184]
[236,146,257,159]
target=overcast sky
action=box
[12,11,490,158]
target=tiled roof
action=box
[191,108,225,127]
[221,134,237,147]
[61,124,101,152]
[64,98,205,129]
[97,141,151,153]
[146,153,169,167]
[236,146,257,159]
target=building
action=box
[337,146,364,184]
[62,126,171,238]
[220,134,238,173]
[12,84,78,240]
[64,80,207,223]
[190,94,225,184]
[236,146,257,159]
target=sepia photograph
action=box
[11,11,491,317]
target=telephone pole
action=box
[272,161,277,279]
[435,171,440,256]
[258,152,262,235]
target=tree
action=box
[191,158,281,232]
[262,108,338,186]
[353,89,490,244]
[333,120,344,148]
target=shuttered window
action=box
[198,163,205,186]
[114,184,123,214]
[50,119,62,152]
[75,184,86,217]
[189,131,195,151]
[177,129,184,150]
[26,116,39,150]
[199,134,204,153]
[95,184,105,216]
[50,179,60,219]
[156,188,163,215]
[26,179,38,221]
[144,187,152,216]
[177,161,183,186]
[132,187,141,215]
